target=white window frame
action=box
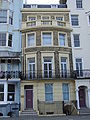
[0,10,7,24]
[26,32,36,47]
[58,32,67,47]
[45,83,53,102]
[62,83,70,102]
[41,31,53,46]
[0,33,7,46]
[71,15,79,26]
[7,84,15,102]
[73,34,80,48]
[76,0,83,9]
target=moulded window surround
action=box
[8,34,12,47]
[26,32,36,47]
[41,16,50,20]
[0,33,6,46]
[56,16,64,21]
[45,83,53,102]
[27,16,36,21]
[58,32,67,47]
[76,0,83,9]
[41,32,53,46]
[62,83,69,101]
[7,84,15,101]
[0,10,7,23]
[28,57,35,79]
[71,15,79,26]
[73,34,80,47]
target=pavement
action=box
[0,115,90,120]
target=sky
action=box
[26,0,59,4]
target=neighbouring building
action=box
[0,0,22,117]
[61,0,90,109]
[21,3,77,115]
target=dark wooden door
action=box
[79,88,86,107]
[26,90,33,109]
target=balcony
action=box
[21,70,74,80]
[0,71,22,79]
[22,20,70,29]
[74,70,90,79]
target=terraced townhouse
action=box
[0,0,22,117]
[20,3,77,115]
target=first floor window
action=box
[0,33,6,46]
[61,57,67,78]
[28,58,35,79]
[0,10,7,23]
[73,34,80,47]
[8,84,15,101]
[62,83,69,101]
[45,83,53,102]
[76,58,83,77]
[0,84,4,101]
[42,32,52,46]
[8,34,12,47]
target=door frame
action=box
[24,88,33,109]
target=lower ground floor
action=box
[0,80,20,116]
[21,80,76,115]
[75,79,90,109]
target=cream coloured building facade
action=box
[21,4,76,115]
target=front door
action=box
[79,88,86,107]
[26,90,33,109]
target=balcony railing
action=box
[0,71,22,79]
[21,70,74,80]
[22,20,70,29]
[74,70,90,79]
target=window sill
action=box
[72,26,80,28]
[74,47,82,50]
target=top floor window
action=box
[42,16,50,20]
[71,15,79,26]
[76,0,83,8]
[56,16,63,21]
[0,10,7,23]
[28,17,36,21]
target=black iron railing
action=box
[0,71,22,79]
[74,70,90,79]
[21,70,74,80]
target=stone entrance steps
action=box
[79,107,90,115]
[20,109,38,116]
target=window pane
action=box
[76,0,82,8]
[0,93,4,101]
[59,34,65,46]
[45,84,53,102]
[0,10,7,23]
[71,15,79,26]
[42,33,52,45]
[8,84,15,92]
[8,93,14,101]
[0,84,4,92]
[0,33,6,46]
[8,34,12,47]
[62,83,69,101]
[73,34,80,47]
[28,33,35,46]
